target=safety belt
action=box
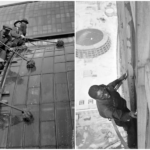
[111,119,129,149]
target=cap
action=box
[3,25,12,31]
[88,85,99,99]
[88,84,106,99]
[14,20,21,26]
[21,18,29,24]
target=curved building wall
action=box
[76,32,111,58]
[0,1,74,38]
[0,37,74,148]
[0,1,74,148]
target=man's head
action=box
[88,84,110,100]
[14,20,21,27]
[3,25,12,35]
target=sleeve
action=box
[104,105,132,121]
[10,28,21,38]
[107,79,122,89]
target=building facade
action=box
[0,1,74,148]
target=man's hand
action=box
[119,72,128,81]
[129,111,137,118]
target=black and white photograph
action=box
[0,0,150,149]
[0,1,74,148]
[75,1,150,149]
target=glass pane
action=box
[66,62,74,71]
[42,57,53,74]
[55,102,72,148]
[67,71,74,101]
[65,54,74,61]
[24,105,39,147]
[8,123,24,147]
[40,121,56,146]
[45,46,54,52]
[67,71,74,84]
[7,106,25,147]
[28,75,40,88]
[0,127,7,147]
[24,54,34,59]
[33,53,44,58]
[55,84,69,102]
[30,58,43,75]
[54,55,65,63]
[27,88,40,105]
[44,51,54,57]
[54,73,67,84]
[13,76,28,105]
[19,60,30,76]
[64,46,74,54]
[54,51,64,56]
[40,103,55,121]
[41,74,53,103]
[54,63,66,73]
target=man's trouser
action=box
[115,118,137,148]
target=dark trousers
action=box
[115,118,137,148]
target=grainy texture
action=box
[117,1,150,148]
[0,42,74,148]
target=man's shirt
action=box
[96,79,132,122]
[10,27,21,40]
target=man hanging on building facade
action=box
[9,18,29,48]
[88,72,137,148]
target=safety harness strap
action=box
[111,119,129,149]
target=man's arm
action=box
[107,79,122,89]
[107,72,128,89]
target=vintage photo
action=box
[1,0,150,149]
[75,1,144,149]
[0,1,74,148]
